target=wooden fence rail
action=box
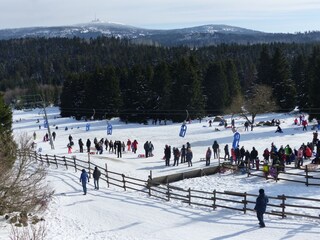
[219,160,320,187]
[18,150,320,220]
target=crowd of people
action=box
[212,130,320,179]
[164,142,193,167]
[63,134,142,159]
[34,115,320,183]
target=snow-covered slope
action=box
[0,108,319,239]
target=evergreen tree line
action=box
[60,56,242,122]
[0,37,320,120]
[60,45,320,122]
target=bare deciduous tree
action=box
[10,222,47,240]
[0,133,54,215]
[224,94,244,115]
[242,84,277,125]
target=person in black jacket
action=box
[224,144,230,161]
[240,146,245,161]
[78,139,84,153]
[180,145,186,163]
[93,166,101,190]
[115,140,122,158]
[86,139,91,153]
[144,141,149,158]
[212,140,219,159]
[254,188,269,227]
[250,147,258,168]
[164,145,171,166]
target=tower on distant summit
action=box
[92,14,100,23]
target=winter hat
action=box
[259,189,264,194]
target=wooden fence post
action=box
[46,154,50,166]
[148,171,152,196]
[54,155,58,168]
[63,156,68,170]
[73,156,77,172]
[34,151,38,162]
[122,174,126,191]
[39,154,43,164]
[213,190,216,210]
[88,157,91,178]
[167,183,170,201]
[188,188,191,205]
[305,165,309,186]
[105,163,109,187]
[243,192,247,214]
[280,194,286,219]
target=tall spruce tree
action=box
[60,74,76,117]
[151,62,172,121]
[84,66,123,119]
[203,62,228,114]
[271,48,296,110]
[188,59,206,120]
[84,67,105,119]
[225,59,241,106]
[169,56,204,121]
[122,65,153,123]
[0,93,12,135]
[0,93,16,168]
[171,57,197,122]
[308,47,320,119]
[257,46,272,85]
[103,66,123,119]
[292,55,308,110]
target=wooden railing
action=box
[245,163,320,186]
[18,150,320,220]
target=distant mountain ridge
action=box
[0,21,319,46]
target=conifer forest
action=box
[1,37,320,122]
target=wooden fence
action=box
[18,150,320,220]
[245,163,320,186]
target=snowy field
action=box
[1,107,319,239]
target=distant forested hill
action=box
[1,37,320,121]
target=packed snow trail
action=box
[43,167,319,240]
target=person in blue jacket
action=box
[80,169,89,195]
[254,188,269,227]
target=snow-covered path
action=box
[43,167,319,240]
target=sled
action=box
[269,166,278,179]
[306,163,318,171]
[138,154,145,158]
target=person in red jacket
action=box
[231,148,236,164]
[305,146,312,158]
[127,139,132,151]
[263,148,270,163]
[302,119,308,131]
[132,139,138,154]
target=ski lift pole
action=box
[41,95,55,150]
[185,110,189,121]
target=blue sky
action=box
[1,0,320,33]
